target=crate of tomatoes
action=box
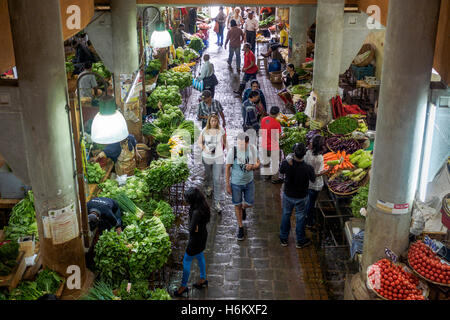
[407,240,450,286]
[367,258,429,300]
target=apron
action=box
[115,139,136,176]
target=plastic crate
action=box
[351,64,375,80]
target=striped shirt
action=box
[197,99,223,126]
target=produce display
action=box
[145,59,162,76]
[280,127,308,156]
[367,259,427,300]
[82,281,119,300]
[143,104,186,146]
[171,63,191,73]
[98,176,150,204]
[65,61,74,75]
[147,85,182,109]
[349,149,373,169]
[198,23,210,30]
[188,36,205,53]
[326,136,362,154]
[183,48,200,62]
[137,158,190,194]
[306,129,323,147]
[323,151,355,173]
[167,135,190,157]
[7,268,63,300]
[357,121,369,133]
[177,120,196,144]
[259,15,275,28]
[157,70,192,90]
[350,185,369,218]
[86,162,106,184]
[145,199,175,230]
[408,241,450,285]
[290,84,311,98]
[0,241,19,276]
[4,191,38,241]
[92,61,111,79]
[328,116,358,135]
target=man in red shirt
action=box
[260,106,283,183]
[234,43,258,96]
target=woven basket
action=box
[328,171,370,196]
[353,43,375,67]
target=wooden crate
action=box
[22,253,42,281]
[55,279,66,299]
[0,251,26,291]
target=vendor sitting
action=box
[87,197,122,234]
[92,134,141,176]
[283,63,300,87]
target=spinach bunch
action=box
[35,268,63,294]
[9,281,42,300]
[5,191,38,241]
[149,288,172,300]
[86,162,106,184]
[146,199,175,230]
[94,230,130,287]
[140,158,189,193]
[0,241,19,276]
[118,280,152,300]
[351,185,369,218]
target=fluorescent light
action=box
[150,30,172,48]
[91,96,129,144]
[419,103,437,202]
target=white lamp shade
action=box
[150,30,172,48]
[91,110,129,144]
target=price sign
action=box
[385,247,398,263]
[424,236,439,253]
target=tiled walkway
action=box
[169,30,328,300]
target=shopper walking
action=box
[304,135,329,230]
[279,143,316,248]
[214,6,227,46]
[260,106,283,184]
[242,90,262,133]
[234,43,258,96]
[243,11,258,52]
[197,54,218,98]
[198,114,227,213]
[226,133,260,241]
[197,90,226,129]
[242,80,267,115]
[227,7,244,30]
[174,187,211,297]
[224,20,244,71]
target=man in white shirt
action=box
[244,11,258,52]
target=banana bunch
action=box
[171,64,191,73]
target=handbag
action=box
[203,73,218,88]
[214,21,219,33]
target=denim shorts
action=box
[231,181,255,206]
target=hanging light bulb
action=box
[150,21,172,48]
[91,96,129,144]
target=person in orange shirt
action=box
[260,106,284,184]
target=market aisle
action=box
[169,31,326,300]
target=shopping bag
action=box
[214,21,219,33]
[192,78,204,91]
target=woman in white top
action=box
[227,7,244,29]
[304,135,328,229]
[197,54,217,98]
[198,114,227,213]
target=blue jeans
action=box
[231,181,255,206]
[203,157,224,202]
[181,251,206,287]
[228,46,241,69]
[217,25,224,45]
[279,193,308,243]
[305,189,320,226]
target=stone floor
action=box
[166,31,332,300]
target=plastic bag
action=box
[192,78,204,91]
[116,174,128,187]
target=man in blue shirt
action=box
[226,133,260,240]
[92,134,138,163]
[242,91,261,132]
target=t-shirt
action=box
[201,127,225,161]
[197,99,223,128]
[244,18,259,32]
[260,116,281,151]
[87,197,122,232]
[304,150,324,191]
[226,27,244,48]
[279,159,316,199]
[103,134,137,163]
[280,29,289,47]
[226,145,258,185]
[244,51,258,74]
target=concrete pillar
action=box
[312,0,345,125]
[361,0,441,279]
[8,0,88,292]
[111,0,139,106]
[289,6,316,68]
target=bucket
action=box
[441,193,450,229]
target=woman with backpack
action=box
[174,187,211,297]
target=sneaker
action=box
[214,201,222,213]
[237,227,244,241]
[280,238,288,247]
[242,208,246,221]
[296,238,312,249]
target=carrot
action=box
[342,151,346,158]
